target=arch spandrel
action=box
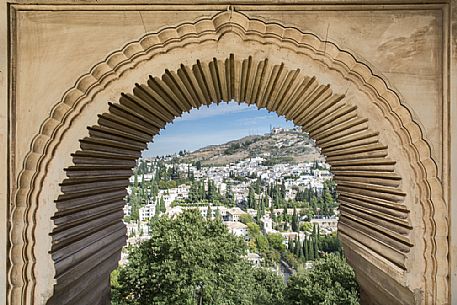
[9,9,447,305]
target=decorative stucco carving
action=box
[8,9,447,305]
[47,54,414,304]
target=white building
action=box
[261,215,275,233]
[226,207,247,222]
[139,204,156,221]
[310,217,338,234]
[125,221,150,237]
[225,221,249,238]
[246,252,261,267]
[123,204,132,216]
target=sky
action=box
[143,101,295,157]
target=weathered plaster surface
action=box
[449,1,457,304]
[255,9,444,173]
[2,1,454,305]
[13,8,446,178]
[1,1,9,304]
[13,9,218,173]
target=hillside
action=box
[180,128,324,166]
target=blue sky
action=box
[143,102,295,157]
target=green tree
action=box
[253,267,286,305]
[291,208,299,232]
[254,177,261,194]
[288,237,294,252]
[159,195,166,213]
[303,236,309,261]
[196,160,202,170]
[294,235,300,257]
[266,233,286,252]
[114,210,259,305]
[319,232,342,254]
[206,203,212,220]
[284,254,360,305]
[312,225,319,258]
[247,186,256,209]
[308,237,315,260]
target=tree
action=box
[284,254,360,305]
[253,267,286,305]
[303,236,309,261]
[319,232,342,254]
[312,224,319,258]
[206,203,212,220]
[189,181,200,203]
[215,206,222,221]
[247,187,256,209]
[267,233,286,252]
[187,164,194,181]
[291,208,299,232]
[294,235,300,257]
[254,177,261,194]
[133,172,139,188]
[288,237,294,252]
[280,180,286,198]
[114,210,263,305]
[195,160,202,170]
[308,237,315,260]
[159,195,166,213]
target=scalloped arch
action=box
[8,9,447,305]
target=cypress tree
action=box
[159,196,166,213]
[255,177,261,194]
[291,207,299,232]
[200,181,205,200]
[283,206,288,220]
[308,237,315,260]
[298,239,304,258]
[141,173,145,197]
[206,179,211,201]
[314,236,319,259]
[248,187,255,209]
[294,236,300,256]
[313,224,319,258]
[260,196,266,217]
[303,236,309,261]
[206,204,212,221]
[256,207,262,223]
[154,200,160,216]
[281,180,286,198]
[215,207,221,221]
[287,237,292,252]
[133,172,139,188]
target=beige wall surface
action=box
[449,1,456,304]
[2,1,455,305]
[1,0,8,304]
[11,5,447,187]
[251,8,445,176]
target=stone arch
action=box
[8,10,447,305]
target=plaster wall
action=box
[11,6,446,184]
[1,2,9,305]
[2,1,455,305]
[449,0,457,304]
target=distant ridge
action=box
[179,129,323,166]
